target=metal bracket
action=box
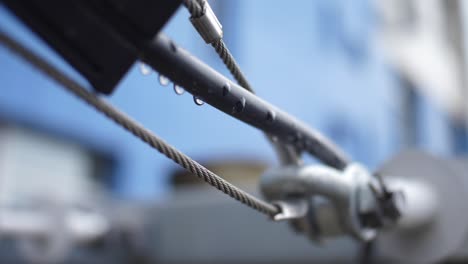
[260,163,384,242]
[271,199,308,221]
[375,151,468,263]
[189,1,223,44]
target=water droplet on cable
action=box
[193,96,204,106]
[266,110,276,123]
[158,74,170,86]
[233,97,246,113]
[222,83,231,96]
[139,63,151,75]
[173,84,185,95]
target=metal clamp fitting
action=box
[271,199,308,221]
[260,164,382,242]
[189,2,223,44]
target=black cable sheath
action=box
[142,34,350,170]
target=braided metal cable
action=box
[183,0,254,93]
[183,0,302,167]
[211,39,254,93]
[0,31,280,218]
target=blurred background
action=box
[0,0,467,263]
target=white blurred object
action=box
[0,204,110,263]
[375,0,467,120]
[66,207,109,242]
[0,125,110,262]
[0,126,96,204]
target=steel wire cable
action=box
[211,39,254,93]
[0,31,280,218]
[183,0,307,167]
[183,0,254,93]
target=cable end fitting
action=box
[189,2,223,44]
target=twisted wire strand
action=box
[185,2,349,168]
[0,31,280,218]
[211,39,254,93]
[183,0,254,93]
[183,0,303,169]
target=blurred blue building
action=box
[0,0,465,201]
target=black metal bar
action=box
[1,0,181,94]
[141,34,350,170]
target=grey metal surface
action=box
[152,185,361,264]
[446,158,468,262]
[189,1,223,44]
[376,151,468,264]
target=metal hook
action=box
[271,199,308,221]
